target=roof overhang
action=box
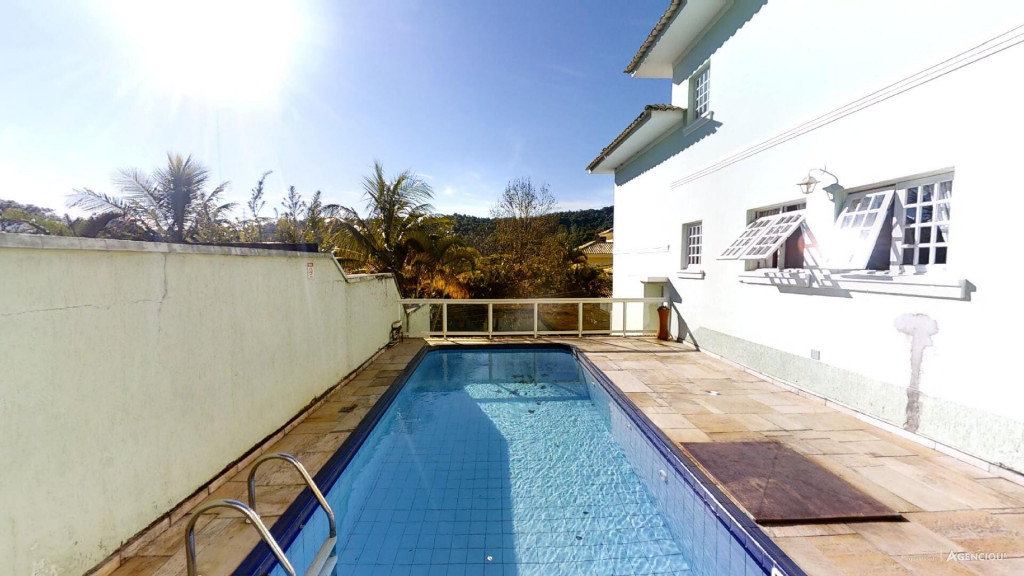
[587,105,686,174]
[626,0,732,78]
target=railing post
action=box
[533,302,539,338]
[442,302,448,340]
[488,302,493,339]
[578,301,583,337]
[622,300,628,337]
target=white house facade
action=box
[590,0,1024,474]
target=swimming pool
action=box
[237,345,804,576]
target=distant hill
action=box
[450,206,613,252]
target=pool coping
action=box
[235,342,807,576]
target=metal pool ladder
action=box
[185,452,337,576]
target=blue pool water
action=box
[248,347,799,576]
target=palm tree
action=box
[69,153,233,243]
[408,233,479,298]
[0,206,120,238]
[333,162,434,293]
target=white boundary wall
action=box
[0,235,400,575]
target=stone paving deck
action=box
[102,337,1024,576]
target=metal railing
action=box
[399,298,665,339]
[186,499,295,576]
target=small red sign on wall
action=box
[307,262,314,278]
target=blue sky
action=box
[0,0,667,218]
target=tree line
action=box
[0,153,611,299]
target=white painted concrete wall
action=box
[0,235,400,576]
[611,1,1024,469]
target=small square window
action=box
[682,221,703,268]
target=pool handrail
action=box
[184,498,295,576]
[247,452,337,539]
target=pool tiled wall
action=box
[583,364,778,576]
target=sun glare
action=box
[103,0,305,106]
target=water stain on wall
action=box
[894,313,939,433]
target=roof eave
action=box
[625,1,685,76]
[587,105,686,174]
[625,0,732,79]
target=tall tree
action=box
[69,153,234,243]
[242,170,271,241]
[333,162,434,294]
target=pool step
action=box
[306,536,337,576]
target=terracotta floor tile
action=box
[764,524,856,538]
[136,514,216,558]
[188,518,263,576]
[625,392,668,407]
[730,413,783,431]
[646,412,695,430]
[891,553,982,575]
[905,511,1024,556]
[853,521,965,556]
[303,431,350,453]
[664,428,712,443]
[266,431,317,454]
[640,405,679,415]
[806,533,881,556]
[885,459,1017,510]
[108,555,171,576]
[855,465,973,511]
[809,454,922,513]
[692,395,774,415]
[957,556,1024,575]
[665,399,713,415]
[631,368,683,384]
[843,440,919,458]
[772,536,845,575]
[832,552,917,575]
[289,420,340,435]
[602,370,653,392]
[217,483,303,518]
[646,383,693,395]
[706,430,769,442]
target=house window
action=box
[682,221,703,268]
[718,200,809,268]
[900,179,952,265]
[691,64,710,119]
[830,189,895,270]
[830,172,952,270]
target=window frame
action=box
[893,177,952,271]
[718,199,809,268]
[829,188,896,270]
[830,170,953,274]
[689,62,711,122]
[681,220,703,270]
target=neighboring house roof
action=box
[598,228,614,240]
[624,0,684,75]
[581,241,614,255]
[587,105,686,173]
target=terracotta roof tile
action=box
[625,1,684,74]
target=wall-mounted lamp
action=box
[797,168,841,200]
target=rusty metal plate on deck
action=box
[681,441,901,525]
